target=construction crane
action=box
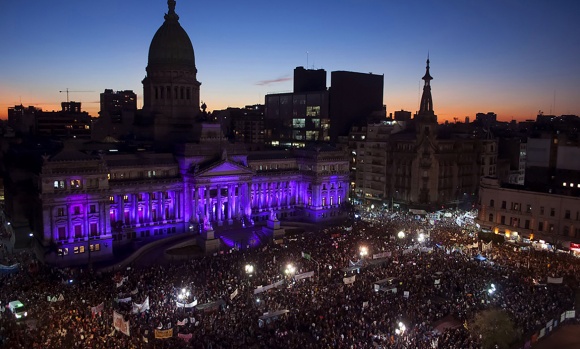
[59,88,94,103]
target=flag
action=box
[113,311,130,336]
[132,296,150,314]
[301,252,311,260]
[91,302,105,315]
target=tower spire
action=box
[165,0,179,21]
[419,56,434,113]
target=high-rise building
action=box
[329,71,384,143]
[92,90,137,140]
[293,66,326,93]
[7,105,41,135]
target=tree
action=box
[468,308,521,349]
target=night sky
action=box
[1,0,579,122]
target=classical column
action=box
[227,185,233,222]
[67,204,72,241]
[217,185,223,222]
[286,182,291,207]
[194,186,199,222]
[205,185,211,221]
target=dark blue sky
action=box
[1,0,578,121]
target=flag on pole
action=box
[301,252,311,260]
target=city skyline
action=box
[1,0,579,122]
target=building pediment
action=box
[193,160,253,178]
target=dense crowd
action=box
[0,209,579,348]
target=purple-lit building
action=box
[27,1,349,266]
[36,129,348,266]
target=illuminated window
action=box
[563,182,567,187]
[58,248,69,256]
[70,179,82,189]
[73,246,85,254]
[123,195,129,202]
[90,243,101,252]
[322,197,326,206]
[109,196,115,203]
[53,180,65,189]
[292,118,305,128]
[148,170,156,178]
[338,196,342,205]
[308,197,312,206]
[107,173,111,180]
[330,196,333,205]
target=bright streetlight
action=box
[359,246,368,257]
[245,264,254,274]
[284,263,296,275]
[418,233,425,242]
[398,231,405,239]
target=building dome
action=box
[147,1,196,71]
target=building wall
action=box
[476,177,580,244]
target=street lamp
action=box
[398,231,405,239]
[245,264,254,275]
[418,233,425,242]
[359,246,368,258]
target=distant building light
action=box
[570,183,574,187]
[563,182,567,187]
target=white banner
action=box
[176,299,198,308]
[254,280,285,294]
[403,291,410,298]
[230,288,238,300]
[132,296,150,314]
[372,252,391,259]
[113,311,130,336]
[117,297,132,303]
[566,310,576,319]
[177,318,189,326]
[343,275,356,285]
[547,276,563,284]
[419,247,433,253]
[295,271,315,281]
[362,301,368,308]
[434,279,441,285]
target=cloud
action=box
[255,76,292,86]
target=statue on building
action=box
[269,209,278,221]
[203,217,213,231]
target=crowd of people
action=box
[0,208,579,348]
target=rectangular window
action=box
[538,222,544,231]
[70,179,82,189]
[57,208,65,216]
[550,208,555,217]
[90,223,98,237]
[58,248,68,256]
[526,205,532,213]
[525,220,530,229]
[74,206,81,215]
[58,227,66,240]
[90,243,101,252]
[109,196,115,203]
[89,205,96,214]
[565,210,571,219]
[123,195,129,202]
[53,180,65,189]
[74,225,82,239]
[540,206,545,215]
[501,201,506,209]
[500,216,505,224]
[73,246,85,254]
[148,170,156,178]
